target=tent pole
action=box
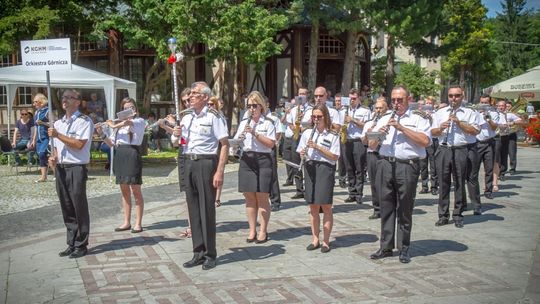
[46,70,54,151]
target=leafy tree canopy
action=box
[395,63,441,99]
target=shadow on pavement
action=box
[414,198,438,207]
[333,233,378,248]
[217,220,249,233]
[413,208,427,215]
[145,219,189,230]
[218,244,286,265]
[333,202,372,214]
[481,202,505,212]
[268,226,311,241]
[464,213,504,224]
[411,239,468,257]
[89,235,180,255]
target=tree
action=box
[394,63,442,99]
[362,0,445,101]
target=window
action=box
[18,87,33,106]
[0,86,6,105]
[0,54,13,67]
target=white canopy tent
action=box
[487,65,540,101]
[0,64,137,179]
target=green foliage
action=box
[370,56,387,95]
[394,63,442,99]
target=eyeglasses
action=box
[311,115,323,119]
[190,91,204,97]
[448,94,462,98]
[246,104,259,109]
[208,102,215,106]
[391,98,405,103]
[21,113,28,116]
[314,94,325,98]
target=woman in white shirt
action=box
[297,104,340,253]
[98,98,146,233]
[234,91,276,244]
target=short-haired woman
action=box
[31,93,53,182]
[296,104,340,253]
[234,91,276,243]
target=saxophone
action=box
[293,104,302,140]
[340,105,349,144]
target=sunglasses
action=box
[448,94,462,98]
[314,94,325,98]
[246,104,259,109]
[391,98,404,103]
[311,115,323,119]
[21,113,28,116]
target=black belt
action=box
[379,155,419,165]
[57,163,85,168]
[478,138,494,144]
[367,151,379,155]
[183,154,216,161]
[243,151,271,156]
[346,138,362,142]
[439,144,468,150]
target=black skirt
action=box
[304,160,336,204]
[113,145,143,185]
[238,151,273,193]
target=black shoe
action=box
[508,170,516,175]
[399,250,411,263]
[282,181,293,187]
[202,257,216,270]
[356,196,363,204]
[255,234,268,244]
[321,245,331,253]
[431,188,439,196]
[368,213,380,220]
[473,210,482,216]
[484,192,493,199]
[291,193,304,199]
[246,235,257,243]
[344,196,356,203]
[183,255,205,268]
[370,248,393,260]
[271,204,280,212]
[339,180,347,188]
[454,219,464,228]
[131,227,143,233]
[306,243,320,251]
[419,188,429,194]
[69,247,87,259]
[59,246,75,257]
[435,218,449,226]
[499,175,506,181]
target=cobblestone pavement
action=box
[0,147,539,303]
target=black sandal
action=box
[215,200,221,207]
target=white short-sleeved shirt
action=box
[372,109,432,159]
[433,106,479,146]
[490,111,520,135]
[234,116,276,153]
[266,112,283,134]
[53,111,94,164]
[285,103,313,138]
[180,106,229,154]
[346,106,371,139]
[477,110,498,141]
[110,117,146,146]
[361,111,392,152]
[296,128,340,165]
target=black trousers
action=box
[436,145,468,220]
[465,143,481,212]
[367,152,380,215]
[177,146,185,192]
[420,139,439,190]
[338,143,347,182]
[508,132,518,172]
[344,140,367,200]
[376,158,419,251]
[498,135,510,174]
[55,164,90,249]
[269,147,281,206]
[283,137,300,190]
[184,157,218,259]
[477,139,495,194]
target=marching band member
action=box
[98,98,146,233]
[419,97,438,195]
[432,86,480,228]
[334,93,348,188]
[179,82,229,270]
[296,104,340,253]
[343,88,371,204]
[502,100,523,177]
[265,101,283,212]
[361,97,389,220]
[368,86,431,263]
[234,91,276,244]
[492,100,521,189]
[475,95,498,200]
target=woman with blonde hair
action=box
[31,93,54,182]
[234,91,276,243]
[98,97,146,233]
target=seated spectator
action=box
[145,112,163,151]
[12,110,36,165]
[83,92,107,121]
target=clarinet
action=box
[295,127,317,180]
[442,107,456,145]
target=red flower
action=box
[167,54,176,64]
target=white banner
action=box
[20,38,72,71]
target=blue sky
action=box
[482,0,540,18]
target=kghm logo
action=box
[30,46,47,53]
[24,46,30,54]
